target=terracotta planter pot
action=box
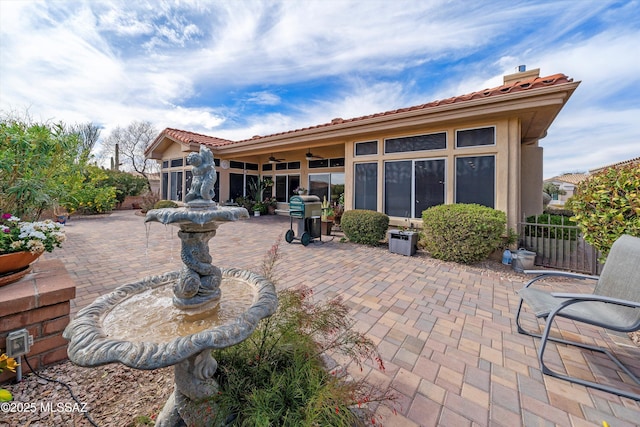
[321,220,333,236]
[0,251,42,286]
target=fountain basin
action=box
[144,206,249,232]
[63,268,277,370]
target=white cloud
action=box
[164,106,225,131]
[1,0,638,176]
[246,91,281,106]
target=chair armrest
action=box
[521,270,598,289]
[551,292,640,309]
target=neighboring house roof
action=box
[545,173,589,185]
[589,156,640,174]
[146,72,578,158]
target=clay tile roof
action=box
[589,156,640,174]
[547,173,589,185]
[232,73,573,143]
[150,72,574,151]
[161,128,235,148]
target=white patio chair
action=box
[515,234,640,401]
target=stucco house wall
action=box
[146,68,579,232]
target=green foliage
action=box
[210,286,394,427]
[568,163,640,258]
[421,204,506,264]
[523,214,578,240]
[61,166,117,214]
[195,240,396,427]
[0,119,83,220]
[234,196,255,212]
[543,182,566,197]
[252,201,267,214]
[340,210,389,246]
[153,200,178,209]
[544,207,574,217]
[0,215,65,254]
[100,169,148,204]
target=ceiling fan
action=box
[268,154,285,164]
[305,149,324,160]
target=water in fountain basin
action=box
[103,277,257,343]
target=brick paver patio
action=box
[44,210,639,426]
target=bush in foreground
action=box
[341,210,389,246]
[421,203,506,264]
[568,163,640,259]
[205,241,397,426]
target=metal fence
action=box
[518,215,603,275]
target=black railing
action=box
[518,215,602,275]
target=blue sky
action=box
[1,0,638,178]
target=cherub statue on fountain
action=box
[185,145,216,206]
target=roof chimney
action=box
[503,66,540,85]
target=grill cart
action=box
[285,195,322,246]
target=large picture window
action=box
[354,163,377,211]
[455,155,495,208]
[384,159,445,218]
[309,173,345,204]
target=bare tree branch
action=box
[103,121,159,188]
[67,122,102,160]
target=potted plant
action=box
[0,213,66,285]
[252,201,265,217]
[293,187,307,195]
[264,197,278,215]
[320,196,334,235]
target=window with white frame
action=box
[384,159,445,218]
[455,155,495,208]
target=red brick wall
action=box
[0,260,75,383]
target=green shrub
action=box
[62,166,118,214]
[153,200,178,209]
[340,210,389,246]
[543,207,574,217]
[568,163,640,258]
[202,240,396,427]
[421,204,506,264]
[523,214,578,240]
[69,185,117,214]
[100,169,148,204]
[0,119,83,220]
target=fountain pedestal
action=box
[174,228,221,309]
[63,146,278,427]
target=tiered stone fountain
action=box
[63,146,278,426]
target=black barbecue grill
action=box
[285,195,322,246]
